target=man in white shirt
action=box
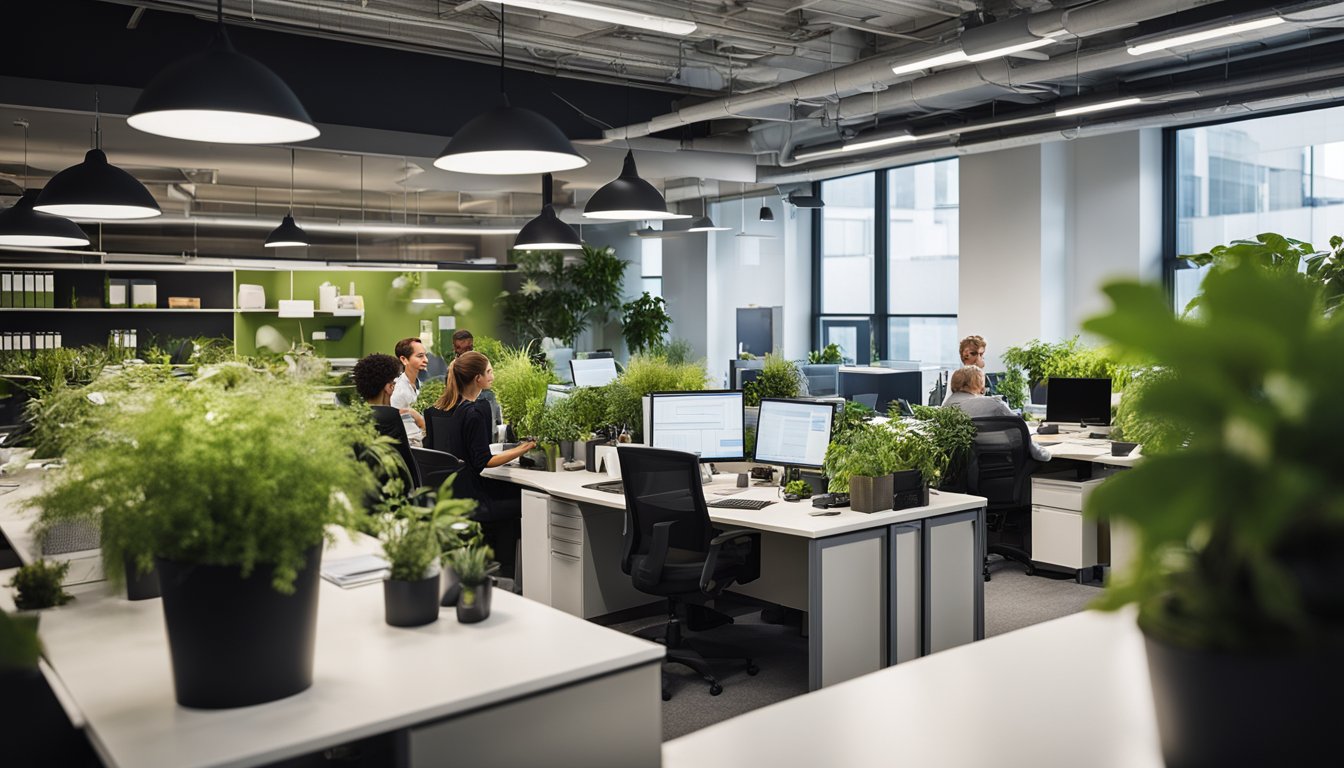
[391,337,428,447]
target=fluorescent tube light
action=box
[1054,97,1143,117]
[1127,16,1284,56]
[485,1,696,35]
[964,37,1053,62]
[843,133,917,153]
[891,49,969,76]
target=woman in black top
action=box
[424,351,535,578]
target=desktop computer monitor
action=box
[837,368,922,414]
[570,357,619,388]
[545,384,572,407]
[1044,377,1112,425]
[752,398,834,470]
[649,391,745,462]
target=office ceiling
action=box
[4,0,1344,261]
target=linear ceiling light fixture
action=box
[1054,97,1143,118]
[0,120,90,247]
[891,48,970,76]
[1126,15,1285,57]
[127,0,319,144]
[843,131,917,153]
[484,0,696,36]
[35,93,162,221]
[265,148,310,248]
[514,173,583,250]
[434,9,588,175]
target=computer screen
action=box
[837,368,922,414]
[650,391,745,462]
[1044,377,1112,425]
[545,385,571,406]
[752,398,834,469]
[570,357,619,388]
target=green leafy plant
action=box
[807,343,843,364]
[379,509,440,582]
[651,337,695,365]
[995,366,1029,410]
[414,378,445,412]
[7,559,73,610]
[831,400,875,444]
[823,423,902,492]
[445,545,492,588]
[742,353,805,407]
[906,405,976,486]
[1109,367,1187,453]
[489,342,556,440]
[620,292,672,356]
[533,399,583,446]
[784,479,812,498]
[563,385,611,437]
[602,353,709,441]
[999,337,1134,405]
[22,363,179,459]
[1084,259,1344,651]
[0,611,42,670]
[32,377,377,593]
[500,247,629,347]
[472,335,507,364]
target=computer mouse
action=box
[783,493,800,502]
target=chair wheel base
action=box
[709,684,723,696]
[662,689,672,701]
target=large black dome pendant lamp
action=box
[433,10,587,176]
[35,93,162,221]
[127,0,318,144]
[514,173,583,251]
[0,120,90,247]
[582,149,681,221]
[265,149,310,248]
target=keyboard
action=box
[583,480,625,495]
[707,497,774,510]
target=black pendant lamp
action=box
[35,95,161,221]
[514,173,582,250]
[583,150,681,221]
[128,0,318,144]
[758,200,775,222]
[434,11,587,175]
[0,121,90,247]
[265,149,310,248]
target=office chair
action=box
[968,416,1038,581]
[410,446,464,490]
[370,404,421,489]
[616,446,762,700]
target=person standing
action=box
[392,337,428,447]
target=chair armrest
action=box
[701,529,761,593]
[643,520,675,583]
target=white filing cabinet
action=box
[529,495,655,619]
[1031,473,1107,572]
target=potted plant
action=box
[489,342,556,443]
[807,343,843,364]
[905,404,977,494]
[602,353,709,442]
[446,545,495,624]
[783,479,812,500]
[1083,258,1344,766]
[32,375,376,709]
[742,354,806,420]
[379,504,442,628]
[823,423,901,513]
[620,292,672,356]
[533,397,583,469]
[7,559,73,610]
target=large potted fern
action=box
[1084,258,1344,767]
[32,374,375,709]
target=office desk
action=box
[4,532,665,768]
[1029,431,1143,577]
[484,466,987,690]
[0,467,106,584]
[662,608,1161,768]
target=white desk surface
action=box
[484,465,986,538]
[23,533,665,768]
[1031,428,1143,468]
[663,608,1162,768]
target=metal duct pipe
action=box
[602,0,1225,141]
[95,214,520,236]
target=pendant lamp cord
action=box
[217,0,224,25]
[289,148,295,214]
[498,10,506,95]
[93,89,102,150]
[17,119,29,191]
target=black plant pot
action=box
[156,544,321,709]
[441,561,502,607]
[383,574,441,627]
[123,554,161,601]
[455,577,494,623]
[1143,630,1339,767]
[891,470,929,511]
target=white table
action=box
[5,529,665,768]
[662,608,1163,768]
[485,465,988,690]
[1030,429,1143,575]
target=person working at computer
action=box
[353,353,417,497]
[392,337,429,447]
[426,351,536,579]
[943,366,1051,462]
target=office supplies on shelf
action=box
[706,497,774,510]
[168,296,201,309]
[237,283,265,309]
[130,279,157,308]
[107,278,129,308]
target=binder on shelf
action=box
[107,278,128,308]
[1,272,11,307]
[130,279,157,309]
[43,272,54,309]
[23,272,36,308]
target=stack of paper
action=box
[320,554,390,588]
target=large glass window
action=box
[1171,105,1344,311]
[820,172,875,314]
[814,159,960,365]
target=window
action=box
[640,239,662,298]
[813,159,960,367]
[1170,105,1344,311]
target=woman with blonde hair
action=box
[424,351,535,578]
[942,365,1051,462]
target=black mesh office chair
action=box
[968,416,1038,581]
[410,446,464,491]
[616,446,762,700]
[370,404,421,488]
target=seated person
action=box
[353,352,416,494]
[426,351,536,578]
[943,365,1051,463]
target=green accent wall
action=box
[233,270,504,358]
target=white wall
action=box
[959,130,1164,369]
